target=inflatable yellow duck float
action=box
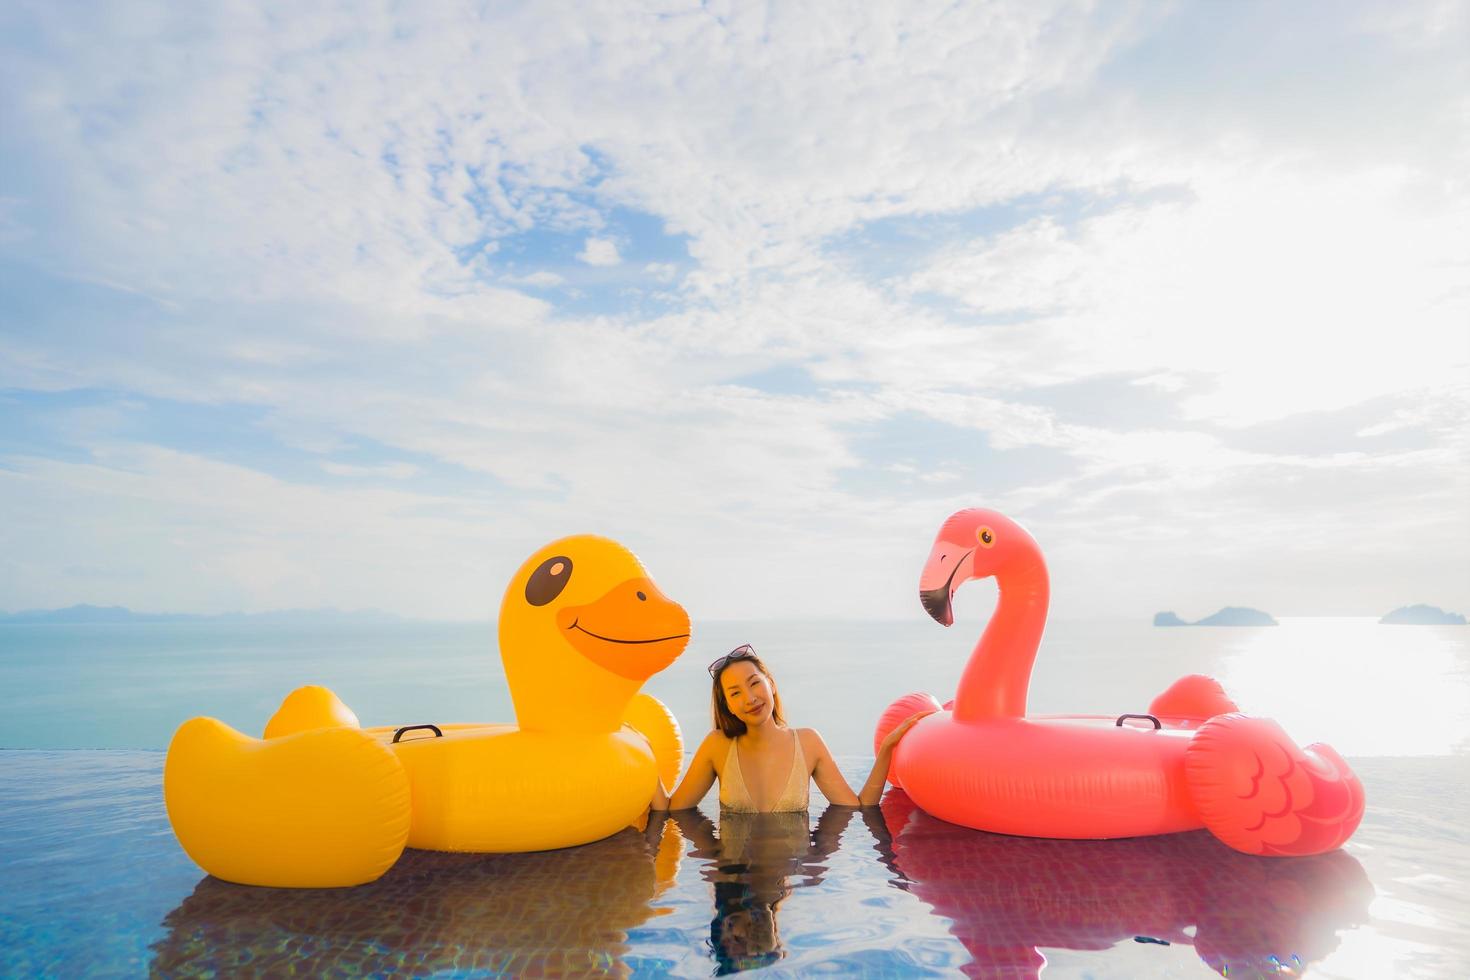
[164,535,690,888]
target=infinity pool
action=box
[1,751,1464,977]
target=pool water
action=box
[2,751,1465,978]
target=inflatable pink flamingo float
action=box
[874,508,1365,857]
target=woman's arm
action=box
[651,731,723,811]
[807,712,933,807]
[857,711,932,805]
[806,729,861,806]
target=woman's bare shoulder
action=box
[794,728,829,751]
[695,730,734,754]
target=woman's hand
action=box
[859,710,937,806]
[878,710,934,755]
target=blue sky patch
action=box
[466,203,695,318]
[725,363,825,398]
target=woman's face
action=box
[719,660,774,727]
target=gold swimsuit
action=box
[718,730,810,813]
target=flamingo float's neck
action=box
[951,554,1049,722]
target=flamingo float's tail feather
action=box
[1184,713,1365,857]
[875,693,945,790]
[1148,674,1239,722]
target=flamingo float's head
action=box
[919,508,1040,626]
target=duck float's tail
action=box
[1184,714,1365,857]
[164,686,412,887]
[263,684,363,738]
[874,693,945,790]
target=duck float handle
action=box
[875,506,1365,857]
[392,724,444,743]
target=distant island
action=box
[1380,604,1467,625]
[1154,607,1278,627]
[0,603,408,625]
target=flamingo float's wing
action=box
[1184,714,1365,857]
[874,692,945,790]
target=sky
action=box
[1,0,1467,622]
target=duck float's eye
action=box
[525,556,573,607]
[977,527,995,548]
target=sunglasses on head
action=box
[708,643,756,677]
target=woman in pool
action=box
[665,804,862,973]
[652,644,929,812]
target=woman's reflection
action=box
[865,790,1375,979]
[669,804,856,975]
[149,813,682,978]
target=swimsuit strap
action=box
[775,730,810,812]
[718,736,754,811]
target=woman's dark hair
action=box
[709,881,784,974]
[711,651,785,738]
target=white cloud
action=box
[577,237,621,267]
[507,270,566,287]
[0,0,1465,619]
[898,170,1469,425]
[0,0,1161,311]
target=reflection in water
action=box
[872,790,1375,980]
[669,806,856,975]
[149,815,683,977]
[146,785,1380,977]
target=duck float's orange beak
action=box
[555,578,691,681]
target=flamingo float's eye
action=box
[525,555,573,606]
[977,527,995,548]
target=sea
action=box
[2,616,1467,978]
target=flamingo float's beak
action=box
[920,585,953,626]
[919,548,970,627]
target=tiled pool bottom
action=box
[1,753,1466,978]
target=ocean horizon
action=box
[6,615,1468,757]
